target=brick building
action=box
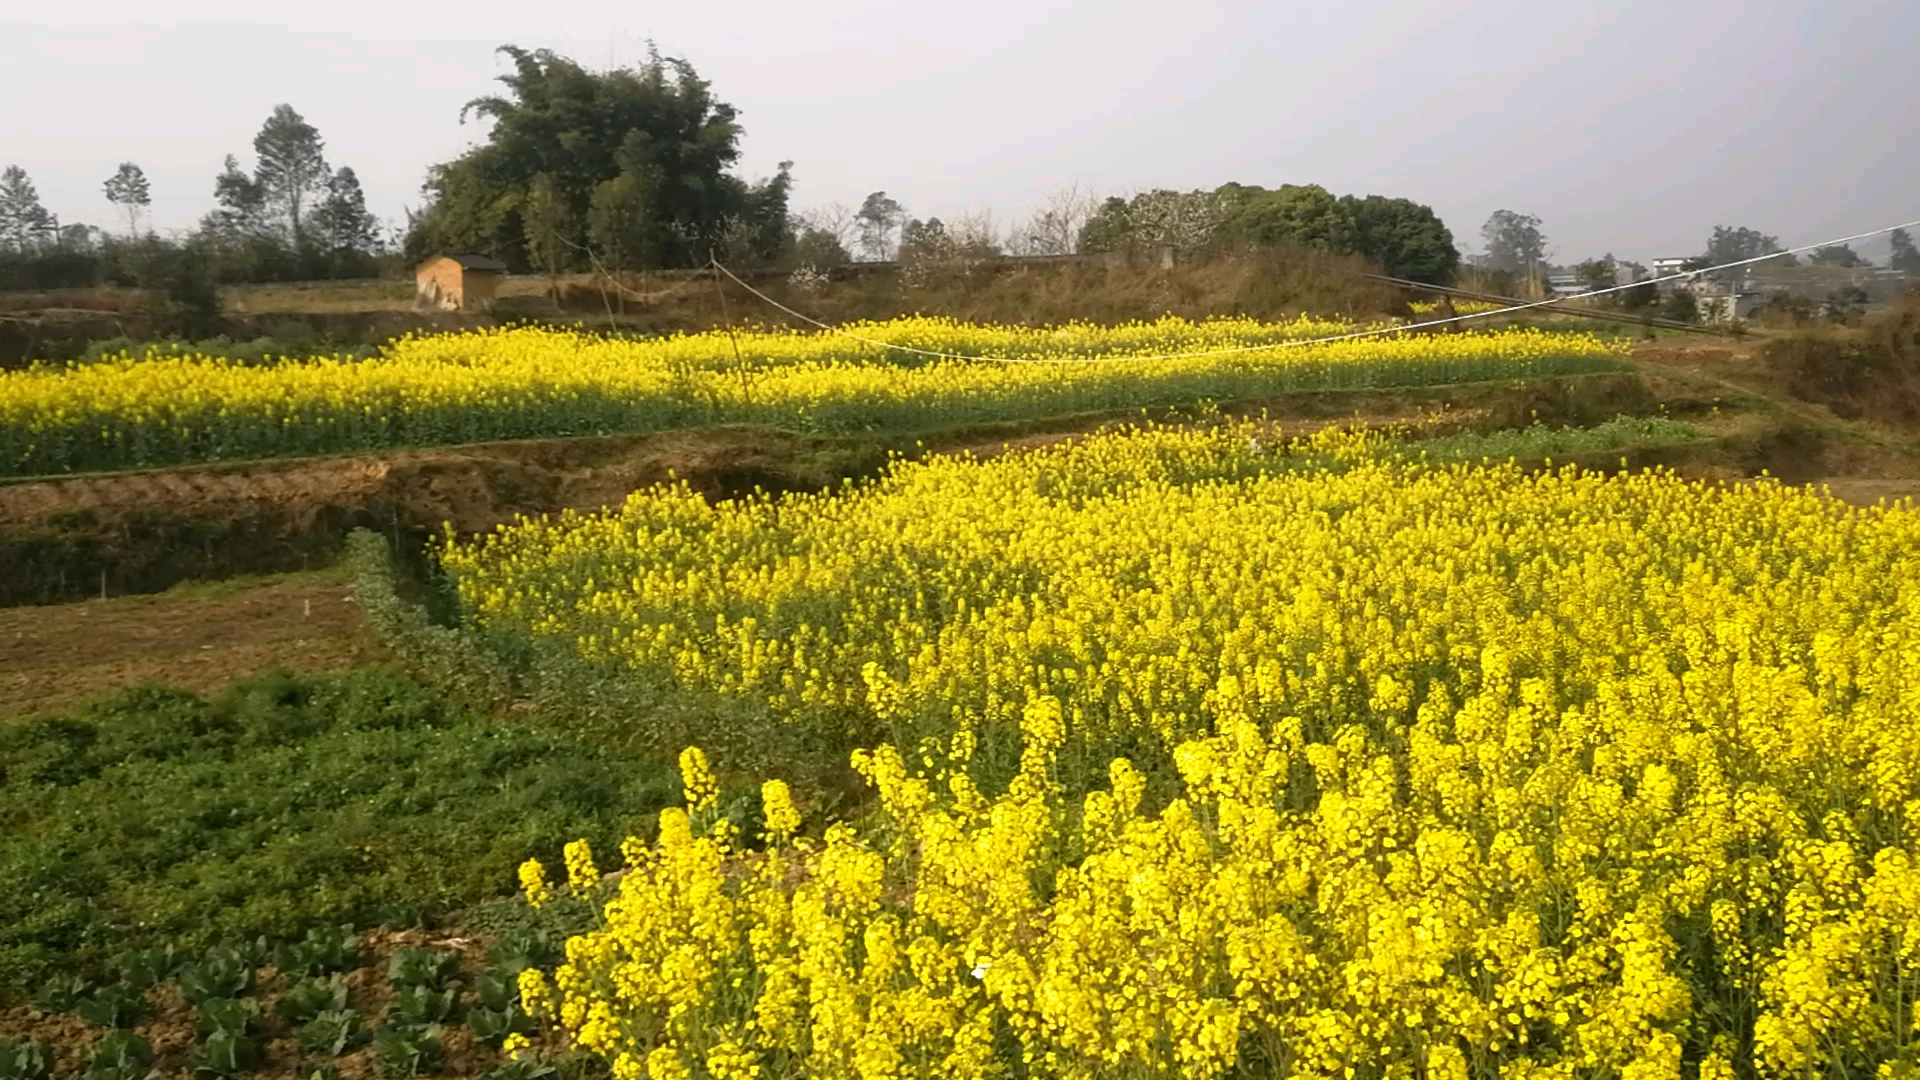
[414,253,507,312]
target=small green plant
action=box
[467,970,535,1046]
[472,969,517,1012]
[466,1001,534,1047]
[376,903,427,929]
[390,984,460,1026]
[277,975,349,1024]
[0,668,675,1000]
[485,928,563,974]
[193,996,262,1038]
[178,947,252,1004]
[232,936,274,968]
[296,1010,366,1056]
[0,1038,52,1080]
[371,1024,445,1078]
[83,1030,155,1080]
[387,948,461,991]
[302,1065,342,1080]
[74,983,147,1029]
[33,973,89,1013]
[111,946,182,990]
[274,925,360,976]
[190,1030,261,1079]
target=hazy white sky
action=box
[4,0,1916,265]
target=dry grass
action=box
[2,249,1406,329]
[1763,294,1920,428]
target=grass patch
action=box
[0,667,678,999]
[1405,414,1699,462]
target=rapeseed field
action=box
[450,423,1920,1079]
[0,318,1623,477]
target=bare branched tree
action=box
[1006,184,1098,256]
[792,203,858,251]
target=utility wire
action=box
[710,217,1920,366]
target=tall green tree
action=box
[1891,227,1920,275]
[587,169,656,272]
[855,192,905,261]
[1219,184,1355,252]
[1079,184,1456,283]
[1479,210,1547,276]
[1077,196,1135,253]
[102,163,152,237]
[522,172,568,290]
[252,105,331,243]
[1572,256,1624,301]
[412,45,787,271]
[0,166,58,252]
[206,154,267,236]
[1808,243,1867,268]
[729,160,793,267]
[1339,195,1457,284]
[1703,225,1797,269]
[312,166,382,272]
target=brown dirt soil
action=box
[0,928,554,1080]
[0,568,380,718]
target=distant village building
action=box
[1609,258,1646,287]
[1546,272,1591,297]
[1649,257,1693,280]
[415,253,508,312]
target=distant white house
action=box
[1650,256,1694,279]
[1546,272,1591,297]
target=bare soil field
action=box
[0,569,376,718]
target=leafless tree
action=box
[792,202,858,252]
[1006,183,1098,256]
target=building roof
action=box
[422,252,509,272]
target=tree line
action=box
[0,40,1589,297]
[0,104,385,293]
[1476,212,1920,283]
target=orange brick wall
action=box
[415,257,465,310]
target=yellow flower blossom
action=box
[517,857,551,910]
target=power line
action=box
[710,216,1920,366]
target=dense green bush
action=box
[0,668,677,998]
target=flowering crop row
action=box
[462,424,1920,1078]
[1408,300,1506,316]
[0,318,1624,477]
